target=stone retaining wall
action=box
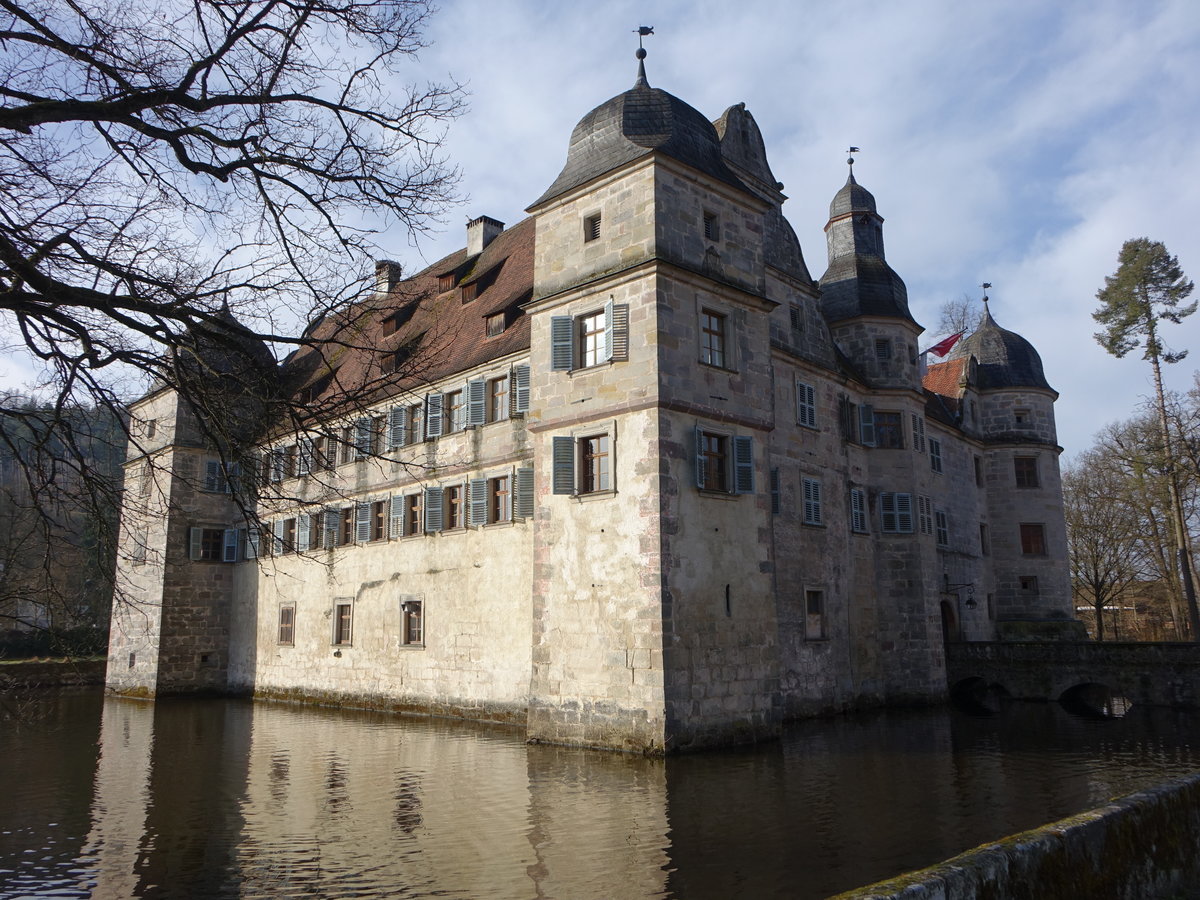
[0,659,107,689]
[833,773,1200,899]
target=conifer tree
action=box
[1094,238,1199,640]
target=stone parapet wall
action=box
[832,773,1200,899]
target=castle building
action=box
[105,54,1077,753]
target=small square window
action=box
[700,309,727,368]
[1020,576,1039,593]
[401,598,424,646]
[1014,456,1039,488]
[278,605,295,646]
[1020,523,1046,556]
[703,210,719,241]
[584,213,602,242]
[875,339,892,360]
[1014,408,1031,426]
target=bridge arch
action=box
[950,676,1011,714]
[1058,681,1133,717]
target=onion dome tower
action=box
[818,155,922,389]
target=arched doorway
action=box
[939,599,960,643]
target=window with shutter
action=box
[796,381,817,428]
[355,502,370,543]
[550,316,574,371]
[579,311,605,367]
[424,487,444,533]
[204,459,224,492]
[272,519,286,555]
[929,438,943,473]
[489,475,511,523]
[733,436,754,494]
[246,527,261,559]
[802,477,822,525]
[466,380,486,426]
[445,485,464,528]
[936,510,949,547]
[918,495,933,535]
[859,405,876,446]
[488,375,510,422]
[323,509,340,548]
[445,389,465,433]
[850,488,868,533]
[270,448,286,482]
[880,492,914,534]
[770,468,781,515]
[425,393,443,438]
[353,418,372,458]
[512,365,530,414]
[696,428,727,492]
[387,406,407,450]
[468,478,488,526]
[514,467,534,518]
[296,516,311,552]
[389,495,404,538]
[552,436,575,495]
[911,415,926,453]
[404,494,422,536]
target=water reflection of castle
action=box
[106,49,1077,754]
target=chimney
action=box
[466,215,504,256]
[375,260,402,294]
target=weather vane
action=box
[635,25,654,56]
[981,282,992,306]
[847,146,860,168]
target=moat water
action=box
[3,690,1200,899]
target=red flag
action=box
[925,331,964,358]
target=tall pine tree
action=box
[1094,238,1198,640]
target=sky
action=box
[390,0,1200,461]
[2,0,1197,461]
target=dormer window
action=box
[584,212,602,243]
[703,210,719,241]
[485,312,505,337]
[460,281,478,304]
[438,273,455,292]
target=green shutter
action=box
[552,436,575,495]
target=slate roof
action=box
[923,358,967,424]
[947,308,1054,393]
[530,67,749,209]
[819,252,915,323]
[283,218,535,414]
[829,171,877,218]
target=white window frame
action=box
[550,301,629,372]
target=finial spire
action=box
[981,282,992,306]
[846,146,860,182]
[634,25,653,86]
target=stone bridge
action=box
[945,641,1200,711]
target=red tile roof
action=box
[923,358,966,398]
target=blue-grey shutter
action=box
[323,509,339,548]
[188,527,203,560]
[552,436,575,495]
[296,516,311,552]
[859,405,876,447]
[223,528,239,562]
[425,392,443,438]
[353,417,372,458]
[424,487,444,533]
[466,380,486,426]
[355,502,370,542]
[245,527,260,560]
[607,302,629,361]
[770,467,781,515]
[272,520,285,555]
[851,489,867,533]
[388,406,407,450]
[389,495,404,538]
[297,438,312,476]
[515,466,534,518]
[550,316,574,371]
[270,448,286,482]
[733,436,754,494]
[880,493,896,533]
[911,414,925,453]
[694,426,706,489]
[896,493,914,533]
[468,478,488,526]
[513,364,531,413]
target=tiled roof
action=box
[923,358,967,398]
[283,217,535,414]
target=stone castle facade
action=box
[106,58,1077,753]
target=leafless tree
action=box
[0,0,465,612]
[935,294,985,339]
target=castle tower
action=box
[523,50,782,752]
[106,311,275,697]
[947,306,1077,633]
